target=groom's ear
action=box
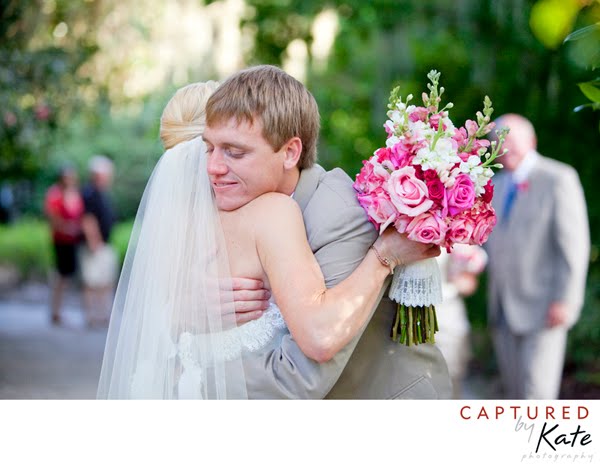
[281,137,302,170]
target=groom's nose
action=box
[207,149,228,176]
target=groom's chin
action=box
[214,197,243,212]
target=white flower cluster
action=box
[384,100,493,196]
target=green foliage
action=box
[0,218,134,280]
[45,97,166,219]
[0,219,52,279]
[110,219,134,266]
[0,0,100,180]
[567,268,600,368]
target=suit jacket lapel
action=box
[507,159,541,232]
[492,172,510,228]
[292,164,326,213]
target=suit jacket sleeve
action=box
[244,195,378,399]
[551,167,590,321]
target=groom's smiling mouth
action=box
[212,181,238,189]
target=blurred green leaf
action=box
[578,81,600,103]
[564,22,600,43]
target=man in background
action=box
[486,113,590,399]
[81,155,117,328]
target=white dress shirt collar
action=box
[513,149,538,183]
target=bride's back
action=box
[218,192,295,291]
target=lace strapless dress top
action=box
[130,303,287,398]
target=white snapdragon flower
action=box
[459,154,481,171]
[441,116,456,134]
[440,166,461,187]
[386,134,401,148]
[466,165,494,195]
[434,137,458,163]
[408,120,434,143]
[414,137,457,174]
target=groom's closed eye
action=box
[225,148,246,159]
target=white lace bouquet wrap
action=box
[387,259,443,344]
[389,259,443,307]
[353,70,507,345]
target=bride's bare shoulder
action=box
[245,192,302,226]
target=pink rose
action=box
[357,189,397,234]
[387,167,433,217]
[406,211,448,245]
[447,174,476,217]
[446,213,475,245]
[471,203,497,245]
[394,214,413,233]
[354,159,388,194]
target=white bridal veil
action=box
[97,137,248,399]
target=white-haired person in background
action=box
[80,154,117,328]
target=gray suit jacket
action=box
[244,164,452,399]
[486,154,590,334]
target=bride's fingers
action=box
[226,277,265,290]
[236,299,270,313]
[235,310,264,325]
[220,299,269,315]
[233,289,271,302]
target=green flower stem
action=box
[407,306,415,346]
[391,304,439,346]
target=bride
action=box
[97,80,436,399]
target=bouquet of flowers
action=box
[354,70,507,346]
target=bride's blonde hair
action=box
[159,81,220,150]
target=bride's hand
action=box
[221,277,271,324]
[373,227,441,269]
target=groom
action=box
[204,65,451,399]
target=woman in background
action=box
[44,165,84,325]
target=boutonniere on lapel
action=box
[517,181,529,193]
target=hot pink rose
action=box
[406,211,447,245]
[357,189,397,234]
[423,169,438,181]
[426,177,448,216]
[447,174,476,217]
[374,147,391,163]
[471,204,497,245]
[387,167,433,217]
[390,141,412,168]
[446,212,475,245]
[482,180,494,203]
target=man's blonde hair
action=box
[205,65,320,169]
[160,81,220,150]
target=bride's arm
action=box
[253,192,436,363]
